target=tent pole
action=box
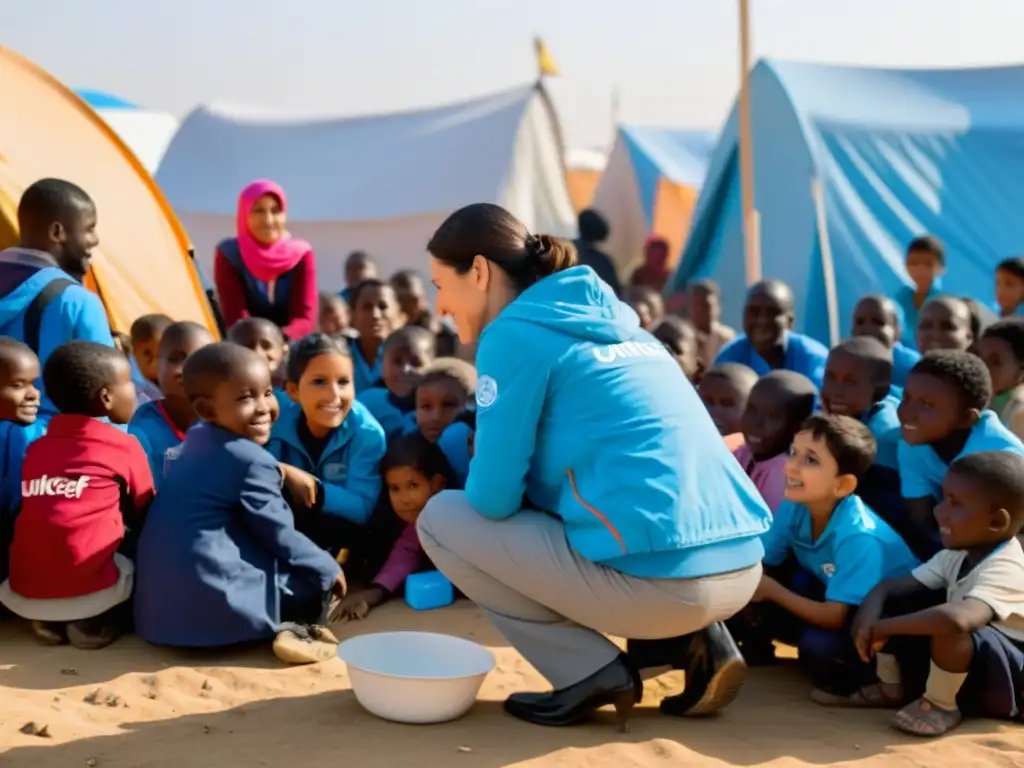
[738,0,760,284]
[811,177,840,346]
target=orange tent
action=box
[0,46,216,334]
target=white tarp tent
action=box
[75,90,179,174]
[156,83,576,291]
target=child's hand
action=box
[281,465,319,508]
[336,586,388,623]
[332,570,348,599]
[751,574,780,603]
[853,620,888,663]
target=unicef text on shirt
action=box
[22,475,91,499]
[591,341,668,364]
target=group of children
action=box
[1,235,1023,740]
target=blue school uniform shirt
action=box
[128,401,188,489]
[266,400,386,524]
[862,393,902,471]
[134,422,341,647]
[893,278,943,352]
[714,332,829,389]
[467,265,771,580]
[899,410,1024,500]
[0,420,44,516]
[762,495,919,605]
[357,386,417,442]
[273,385,299,417]
[891,342,920,390]
[347,337,383,394]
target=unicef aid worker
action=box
[418,203,771,730]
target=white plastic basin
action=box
[337,631,496,724]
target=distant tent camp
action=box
[591,126,716,279]
[76,89,180,174]
[565,147,607,212]
[0,47,216,333]
[671,59,1024,343]
[156,84,577,291]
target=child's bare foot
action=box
[273,623,339,665]
[30,621,68,646]
[67,619,121,650]
[811,681,904,708]
[893,697,962,737]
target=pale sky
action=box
[2,0,1022,149]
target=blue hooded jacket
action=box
[266,400,386,524]
[467,266,771,580]
[0,248,114,420]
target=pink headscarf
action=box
[236,179,311,283]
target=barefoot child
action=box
[916,296,974,354]
[894,235,945,351]
[976,319,1024,441]
[898,351,1024,560]
[735,414,918,697]
[849,451,1024,737]
[266,334,386,565]
[416,360,477,486]
[0,341,152,649]
[348,278,403,393]
[334,433,454,621]
[228,317,292,411]
[357,326,436,441]
[133,343,345,663]
[715,279,829,388]
[851,295,920,389]
[128,322,214,487]
[735,371,817,513]
[653,316,700,381]
[698,363,758,438]
[129,314,173,404]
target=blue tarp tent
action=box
[670,59,1024,343]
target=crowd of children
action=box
[0,230,1023,740]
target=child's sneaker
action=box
[273,623,340,665]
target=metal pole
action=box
[738,0,760,284]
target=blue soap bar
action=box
[405,570,455,611]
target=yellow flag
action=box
[534,37,560,77]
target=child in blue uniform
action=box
[698,363,758,437]
[976,319,1024,441]
[714,279,829,388]
[916,296,974,355]
[898,350,1024,560]
[735,414,918,698]
[416,360,476,486]
[228,317,293,412]
[357,325,436,441]
[267,333,386,573]
[894,235,945,351]
[129,314,172,404]
[995,256,1024,318]
[134,343,345,663]
[347,279,402,393]
[0,338,42,581]
[851,295,920,389]
[848,451,1024,737]
[128,322,213,487]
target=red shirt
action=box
[10,415,155,600]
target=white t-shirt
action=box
[912,537,1024,643]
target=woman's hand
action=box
[280,464,319,508]
[335,586,388,623]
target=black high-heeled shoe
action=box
[627,621,747,717]
[504,654,641,731]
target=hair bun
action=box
[527,233,578,278]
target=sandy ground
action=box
[1,601,1021,768]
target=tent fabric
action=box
[76,90,180,174]
[0,47,216,334]
[671,59,1024,345]
[591,126,716,279]
[156,84,577,292]
[566,147,606,212]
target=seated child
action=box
[112,331,132,358]
[977,319,1024,441]
[627,285,665,332]
[687,279,736,373]
[128,321,214,487]
[391,269,459,357]
[357,326,436,441]
[339,250,377,304]
[0,341,152,649]
[318,292,351,336]
[735,371,817,513]
[916,296,974,354]
[995,256,1024,319]
[0,339,42,581]
[348,278,403,393]
[698,362,758,437]
[334,433,454,621]
[734,414,918,697]
[898,350,1024,561]
[715,279,829,388]
[653,316,700,381]
[228,317,293,412]
[894,235,945,351]
[133,342,345,663]
[851,295,920,389]
[129,314,173,405]
[847,451,1024,737]
[416,359,477,487]
[266,334,387,561]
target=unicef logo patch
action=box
[476,375,498,409]
[323,462,348,482]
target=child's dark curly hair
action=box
[911,350,992,411]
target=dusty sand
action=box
[1,601,1021,767]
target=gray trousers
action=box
[417,490,761,689]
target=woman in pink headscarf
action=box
[213,180,318,339]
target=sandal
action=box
[273,623,340,665]
[31,620,68,646]
[892,697,963,737]
[67,620,121,650]
[811,681,904,708]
